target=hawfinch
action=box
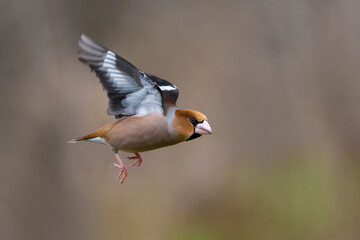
[69,35,213,183]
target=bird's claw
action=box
[113,163,128,184]
[127,153,143,168]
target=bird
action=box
[68,34,213,183]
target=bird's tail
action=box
[67,128,111,144]
[67,135,106,145]
[67,130,106,144]
[67,121,119,144]
[67,138,84,143]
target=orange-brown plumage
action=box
[172,110,208,141]
[77,121,119,141]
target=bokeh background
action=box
[1,0,360,239]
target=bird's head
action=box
[172,109,213,141]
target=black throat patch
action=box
[186,132,201,141]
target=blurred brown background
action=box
[1,0,360,239]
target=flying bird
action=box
[69,35,213,183]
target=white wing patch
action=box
[121,81,163,116]
[159,85,178,91]
[136,89,163,115]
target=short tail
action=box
[67,121,118,144]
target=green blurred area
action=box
[168,152,360,240]
[1,0,360,240]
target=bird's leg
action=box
[127,153,143,167]
[113,153,128,184]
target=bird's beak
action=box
[195,120,213,135]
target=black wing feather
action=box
[146,73,179,110]
[78,35,163,117]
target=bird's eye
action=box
[189,117,196,124]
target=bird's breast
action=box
[106,113,181,153]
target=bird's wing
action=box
[146,73,179,112]
[78,34,163,117]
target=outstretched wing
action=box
[78,34,163,117]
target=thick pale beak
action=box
[195,120,213,135]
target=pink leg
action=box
[113,153,128,184]
[127,153,143,167]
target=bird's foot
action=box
[127,153,143,167]
[113,163,128,184]
[113,153,128,184]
